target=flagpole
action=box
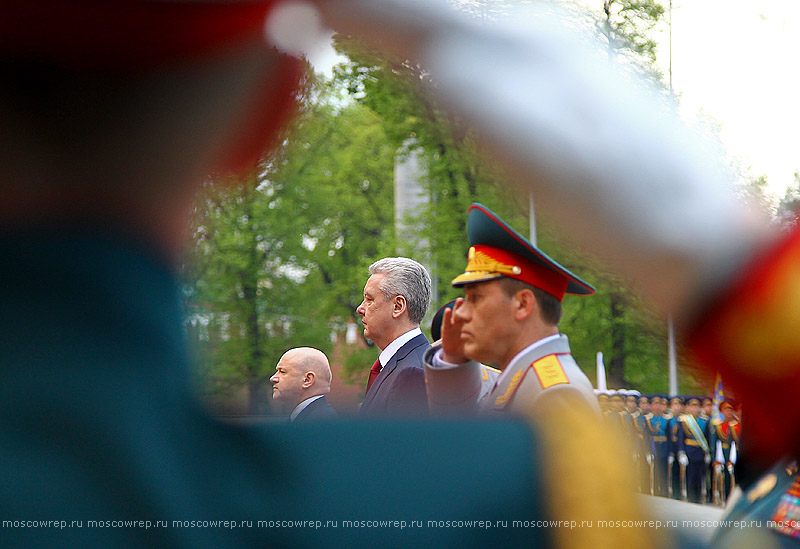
[668,315,678,396]
[596,351,607,390]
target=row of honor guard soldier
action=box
[676,397,711,504]
[710,401,741,504]
[599,391,661,495]
[598,390,741,506]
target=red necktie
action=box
[366,358,381,393]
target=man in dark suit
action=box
[270,347,338,422]
[356,257,431,416]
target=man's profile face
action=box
[455,279,517,367]
[270,354,305,410]
[356,273,394,349]
[687,402,700,417]
[722,407,735,421]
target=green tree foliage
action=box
[579,0,671,388]
[777,171,800,227]
[183,76,397,412]
[184,0,690,411]
[331,37,527,307]
[331,0,674,391]
[184,172,333,414]
[600,0,664,59]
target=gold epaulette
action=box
[493,354,569,409]
[494,369,524,408]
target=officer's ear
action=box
[302,371,316,389]
[513,288,537,321]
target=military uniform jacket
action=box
[635,412,654,456]
[710,419,740,463]
[647,414,670,458]
[666,414,681,457]
[677,415,710,461]
[424,334,600,416]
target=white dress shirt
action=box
[375,327,423,371]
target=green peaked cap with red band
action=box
[451,203,595,301]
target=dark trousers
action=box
[654,456,668,497]
[670,459,681,499]
[687,460,705,503]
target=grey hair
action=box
[369,257,432,325]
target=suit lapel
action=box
[295,397,320,421]
[363,334,428,406]
[364,355,399,404]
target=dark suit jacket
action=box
[359,332,430,417]
[292,395,338,422]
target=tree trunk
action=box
[607,293,627,388]
[242,185,267,415]
[247,379,267,415]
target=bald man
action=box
[270,347,338,422]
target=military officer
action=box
[424,203,600,418]
[666,396,684,499]
[605,392,630,430]
[647,396,671,497]
[677,397,712,503]
[638,395,652,416]
[634,395,654,493]
[699,396,715,502]
[710,401,740,504]
[701,397,713,421]
[625,391,640,415]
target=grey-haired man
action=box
[356,257,431,416]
